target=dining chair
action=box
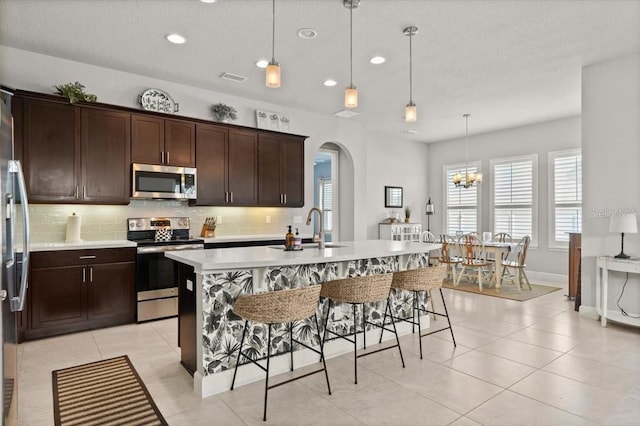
[501,235,532,292]
[455,233,491,291]
[421,230,437,242]
[438,236,462,283]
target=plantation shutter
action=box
[445,164,479,234]
[493,158,533,240]
[553,152,582,243]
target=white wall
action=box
[582,52,640,313]
[427,116,581,275]
[0,46,429,242]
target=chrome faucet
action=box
[305,207,325,249]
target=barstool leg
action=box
[230,320,248,391]
[313,313,332,395]
[353,303,358,384]
[386,298,405,368]
[289,322,294,372]
[415,291,423,360]
[320,299,333,362]
[362,303,367,350]
[378,302,389,344]
[263,324,272,422]
[440,288,456,347]
[412,290,417,333]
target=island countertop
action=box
[166,239,441,273]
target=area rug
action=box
[442,280,561,301]
[52,355,168,426]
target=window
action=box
[549,149,581,248]
[491,154,537,244]
[318,178,333,233]
[444,162,481,235]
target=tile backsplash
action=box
[24,200,301,243]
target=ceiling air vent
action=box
[219,72,247,83]
[333,109,359,118]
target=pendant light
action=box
[265,0,281,88]
[452,114,483,188]
[404,26,418,122]
[344,0,359,108]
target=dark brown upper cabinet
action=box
[131,114,195,167]
[20,96,130,204]
[258,133,305,207]
[193,124,258,206]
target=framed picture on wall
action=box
[385,186,403,208]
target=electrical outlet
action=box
[216,215,222,224]
[293,216,302,224]
[266,216,271,224]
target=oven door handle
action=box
[136,244,204,254]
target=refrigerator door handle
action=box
[9,159,30,312]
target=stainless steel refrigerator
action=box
[1,88,30,426]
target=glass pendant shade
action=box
[345,84,358,108]
[405,102,417,122]
[266,61,281,88]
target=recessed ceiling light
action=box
[298,28,318,39]
[166,33,186,44]
[323,79,337,87]
[402,129,418,135]
[200,0,217,3]
[370,56,386,64]
[256,60,269,69]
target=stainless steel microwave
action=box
[132,163,197,200]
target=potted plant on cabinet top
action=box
[210,103,238,123]
[53,81,97,103]
[404,206,412,223]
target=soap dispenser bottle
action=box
[285,225,295,250]
[294,228,302,250]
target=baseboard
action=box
[579,305,600,320]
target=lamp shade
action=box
[609,214,638,234]
[266,61,281,88]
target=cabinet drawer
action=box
[31,247,136,268]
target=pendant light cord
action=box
[409,30,413,103]
[349,5,353,85]
[271,0,276,62]
[464,114,470,176]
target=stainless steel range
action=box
[127,217,204,322]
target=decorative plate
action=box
[138,88,179,114]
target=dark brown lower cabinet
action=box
[24,248,136,341]
[178,263,197,375]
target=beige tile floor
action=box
[17,276,640,426]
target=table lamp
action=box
[425,197,435,232]
[609,213,637,259]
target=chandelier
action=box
[452,114,482,188]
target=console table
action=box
[595,256,640,327]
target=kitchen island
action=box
[167,239,440,397]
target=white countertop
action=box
[166,240,441,273]
[202,234,313,244]
[28,240,137,252]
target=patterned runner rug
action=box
[442,280,561,301]
[52,355,168,426]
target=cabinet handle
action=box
[284,193,287,204]
[75,186,79,199]
[82,186,86,199]
[82,267,86,283]
[161,151,165,164]
[90,267,93,283]
[79,255,96,260]
[166,152,170,164]
[230,192,233,203]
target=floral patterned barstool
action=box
[230,285,331,422]
[320,273,405,385]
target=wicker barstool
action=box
[230,285,331,422]
[379,264,456,359]
[320,273,405,384]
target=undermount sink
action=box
[267,243,346,250]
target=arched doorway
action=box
[313,142,355,241]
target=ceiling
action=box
[1,0,639,142]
